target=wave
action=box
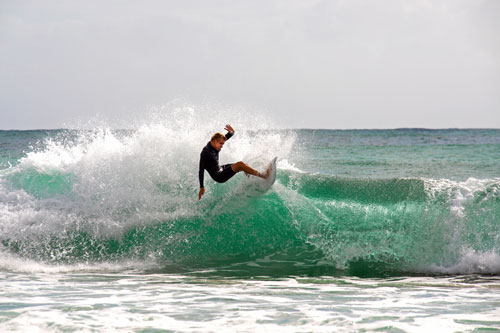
[275,173,500,276]
[0,119,499,277]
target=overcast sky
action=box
[1,0,499,129]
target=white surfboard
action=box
[257,156,277,190]
[231,157,278,197]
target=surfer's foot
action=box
[260,165,272,179]
[232,161,268,179]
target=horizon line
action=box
[1,127,500,132]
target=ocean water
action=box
[1,112,500,332]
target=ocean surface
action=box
[1,117,499,331]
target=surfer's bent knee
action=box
[231,161,246,172]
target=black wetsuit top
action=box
[199,132,234,188]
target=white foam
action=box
[428,179,498,233]
[425,249,500,275]
[277,158,305,173]
[424,177,500,218]
[0,248,154,274]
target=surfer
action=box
[198,124,270,200]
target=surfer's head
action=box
[210,132,226,151]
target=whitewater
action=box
[1,107,499,332]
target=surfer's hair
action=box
[211,132,226,142]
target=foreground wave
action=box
[0,127,499,277]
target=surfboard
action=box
[232,157,277,197]
[258,156,277,190]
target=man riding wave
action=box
[198,124,270,200]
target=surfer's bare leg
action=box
[231,161,269,179]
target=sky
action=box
[1,0,499,129]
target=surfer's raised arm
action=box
[198,124,271,200]
[224,124,234,137]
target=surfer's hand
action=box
[225,124,234,134]
[198,187,205,200]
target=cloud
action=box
[0,0,498,129]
